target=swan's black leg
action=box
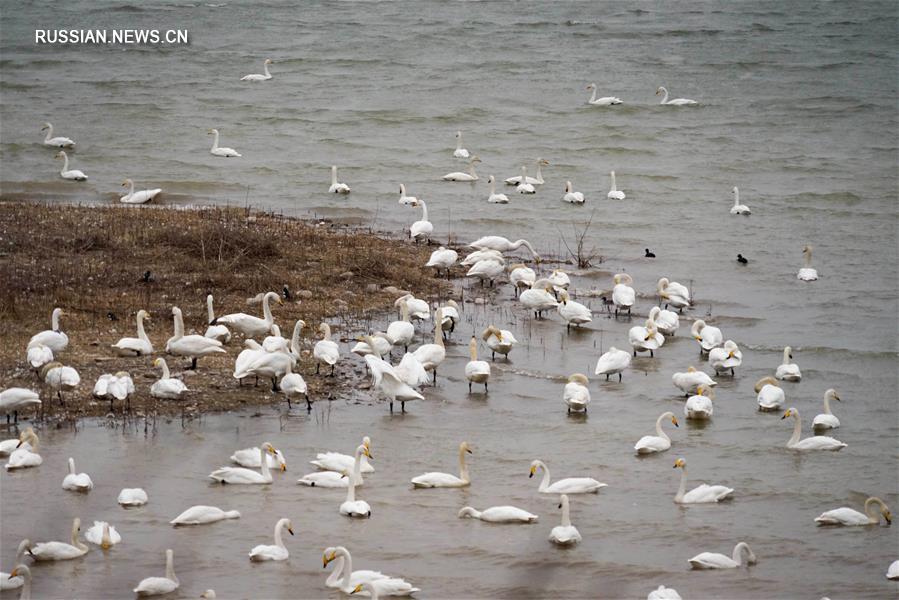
[618,373,622,382]
[401,401,406,413]
[468,381,472,393]
[315,363,320,375]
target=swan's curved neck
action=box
[560,497,571,527]
[864,497,886,521]
[206,296,215,323]
[733,188,740,206]
[512,239,537,259]
[259,446,272,480]
[60,153,69,173]
[822,394,832,415]
[325,554,346,587]
[71,524,88,552]
[210,131,220,151]
[126,180,136,197]
[273,519,287,548]
[534,162,544,182]
[655,414,670,441]
[263,62,271,78]
[165,551,178,584]
[419,200,428,221]
[788,414,802,446]
[44,124,53,142]
[458,446,469,482]
[337,548,354,588]
[159,360,171,380]
[331,166,338,185]
[733,543,749,565]
[262,294,275,325]
[589,87,597,103]
[659,88,669,104]
[51,309,61,331]
[290,321,303,356]
[172,310,185,339]
[321,323,332,341]
[537,461,551,492]
[460,507,480,519]
[610,171,617,191]
[675,467,687,502]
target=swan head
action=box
[538,158,550,166]
[723,340,738,356]
[568,373,589,385]
[362,436,371,451]
[754,376,779,392]
[261,442,278,455]
[586,83,596,90]
[470,155,481,164]
[459,441,472,454]
[565,180,572,192]
[481,325,502,342]
[613,273,633,286]
[264,59,273,65]
[122,178,133,187]
[781,407,798,420]
[733,186,739,194]
[559,290,570,304]
[673,457,686,469]
[54,151,66,159]
[670,414,680,427]
[784,346,793,359]
[207,128,218,135]
[8,565,30,580]
[824,388,840,402]
[487,175,495,184]
[358,444,374,460]
[351,583,373,596]
[41,123,51,131]
[455,130,462,138]
[16,427,38,449]
[656,86,666,95]
[528,459,543,478]
[153,357,163,367]
[282,519,294,535]
[201,591,217,599]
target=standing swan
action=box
[585,83,622,106]
[313,323,340,375]
[134,549,179,596]
[672,458,734,503]
[28,517,88,560]
[607,171,626,200]
[409,200,433,243]
[813,388,842,431]
[215,291,281,337]
[549,495,581,546]
[453,130,470,158]
[411,309,446,383]
[529,459,606,494]
[798,245,818,280]
[41,122,75,147]
[55,151,87,180]
[781,408,846,451]
[240,58,273,81]
[465,337,490,393]
[112,310,153,356]
[775,346,802,381]
[207,129,241,157]
[5,429,42,470]
[594,347,631,381]
[689,542,756,569]
[249,518,294,561]
[329,166,351,194]
[690,319,722,353]
[730,186,750,215]
[635,412,679,454]
[562,373,590,413]
[411,441,472,488]
[612,273,636,316]
[442,156,481,181]
[166,307,226,369]
[656,86,697,106]
[468,236,540,260]
[815,497,892,526]
[708,340,742,375]
[120,179,162,204]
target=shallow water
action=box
[1,1,898,598]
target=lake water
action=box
[1,1,897,598]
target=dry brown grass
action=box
[0,201,448,419]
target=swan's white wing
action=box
[396,353,430,387]
[635,435,669,454]
[411,472,465,487]
[814,507,867,526]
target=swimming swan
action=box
[730,186,750,215]
[208,442,279,483]
[134,548,178,596]
[656,86,697,106]
[453,130,469,158]
[586,83,622,106]
[755,376,784,411]
[340,466,372,518]
[529,459,606,494]
[61,457,93,492]
[207,128,241,157]
[635,412,679,454]
[775,346,802,381]
[1,541,30,591]
[120,179,162,204]
[549,495,581,546]
[329,165,351,194]
[311,436,374,474]
[84,522,121,548]
[782,408,846,451]
[689,542,756,569]
[798,245,818,281]
[459,505,538,523]
[170,505,241,526]
[118,488,148,506]
[562,181,585,204]
[504,158,549,185]
[411,441,472,488]
[249,518,293,561]
[607,171,626,200]
[324,546,419,596]
[28,517,88,561]
[5,429,42,470]
[813,388,841,431]
[41,122,75,147]
[815,497,892,526]
[685,386,714,420]
[443,156,481,181]
[487,175,510,203]
[299,444,370,488]
[515,166,536,194]
[55,151,87,181]
[231,446,287,471]
[240,58,273,81]
[672,458,734,503]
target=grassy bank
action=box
[0,201,449,419]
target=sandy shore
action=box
[0,201,452,420]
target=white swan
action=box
[466,258,504,286]
[650,306,680,336]
[629,316,664,357]
[150,358,188,399]
[4,565,31,598]
[5,428,42,470]
[549,494,581,546]
[690,319,722,353]
[29,307,68,353]
[166,307,226,369]
[240,58,273,81]
[281,362,309,410]
[453,130,470,158]
[249,518,293,561]
[468,236,540,260]
[775,346,802,381]
[815,497,891,526]
[508,264,535,296]
[93,372,135,409]
[438,300,460,336]
[594,347,632,382]
[648,585,682,600]
[411,309,446,383]
[586,83,622,106]
[329,165,351,194]
[685,386,714,420]
[26,344,53,371]
[0,431,31,457]
[117,488,148,506]
[202,295,231,343]
[313,322,340,375]
[486,175,510,203]
[398,183,418,206]
[459,505,538,523]
[657,278,691,312]
[515,166,536,194]
[386,300,416,352]
[409,199,433,243]
[443,156,481,181]
[54,151,87,180]
[798,245,818,281]
[730,186,750,215]
[562,180,585,204]
[813,388,842,431]
[311,436,374,474]
[42,362,80,402]
[207,128,241,157]
[0,541,30,591]
[673,458,734,504]
[481,325,517,360]
[754,376,784,411]
[208,442,278,483]
[782,408,846,451]
[299,444,370,488]
[529,459,606,494]
[395,293,430,321]
[689,542,756,570]
[28,517,88,561]
[411,441,472,488]
[0,389,41,424]
[323,546,419,596]
[84,522,121,548]
[61,457,93,492]
[352,333,391,359]
[635,412,679,454]
[607,171,626,200]
[364,355,424,413]
[41,122,74,147]
[465,337,491,393]
[216,291,281,337]
[709,340,742,375]
[520,280,559,319]
[134,548,179,596]
[170,505,240,526]
[656,86,697,106]
[672,367,716,396]
[426,246,458,276]
[231,446,286,471]
[504,158,549,185]
[889,560,899,580]
[112,309,154,355]
[120,179,162,204]
[340,465,372,518]
[563,374,590,413]
[612,273,635,315]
